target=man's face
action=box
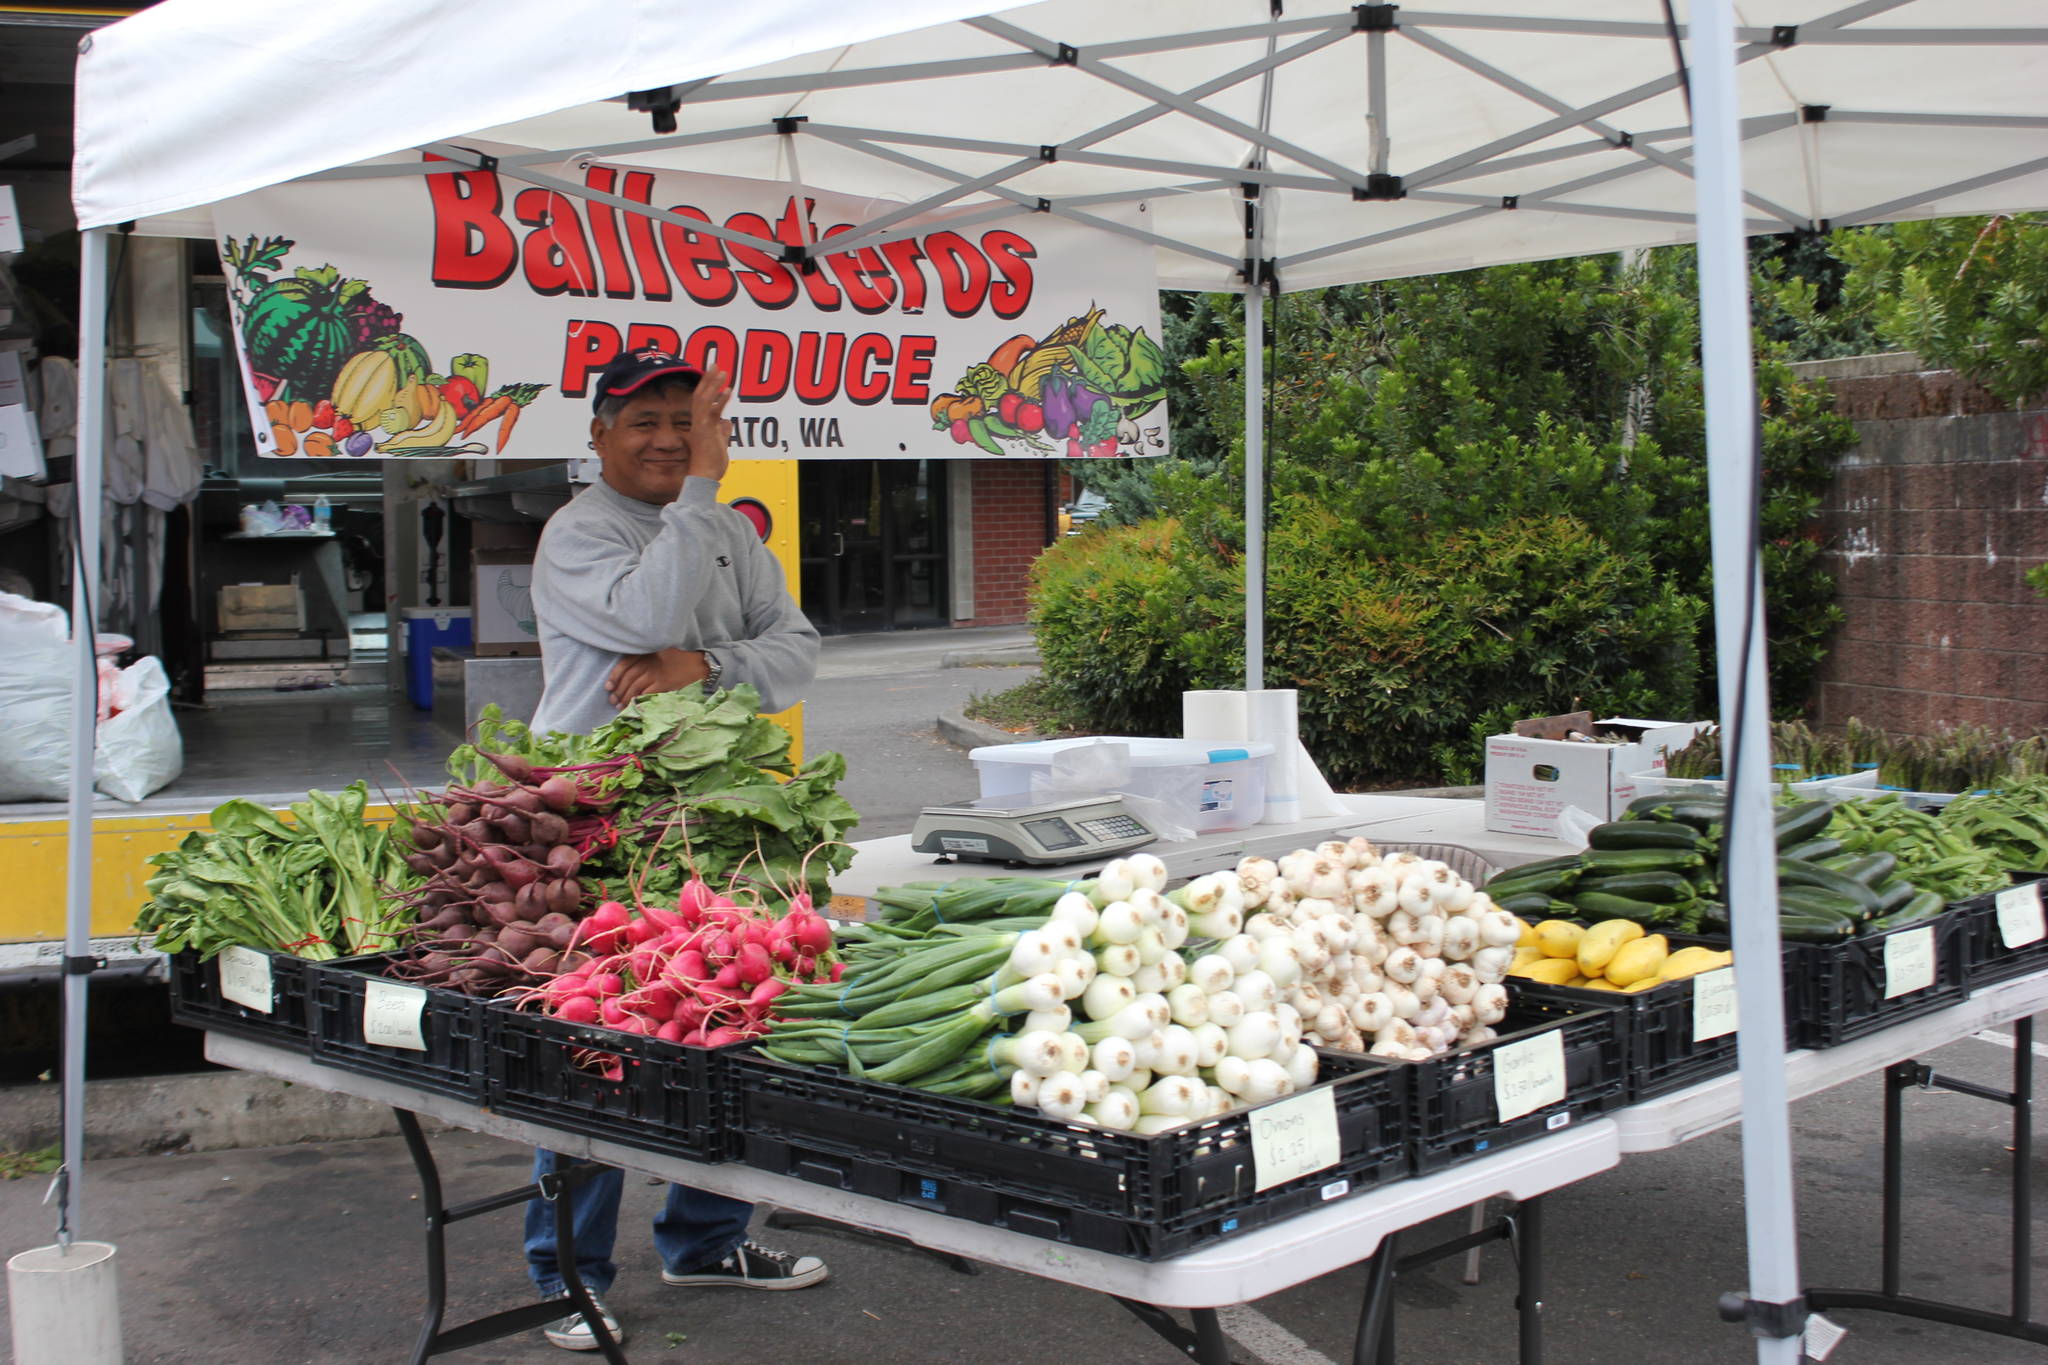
[592,383,697,505]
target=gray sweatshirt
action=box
[529,475,818,736]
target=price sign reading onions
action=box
[1882,926,1937,1000]
[217,946,274,1014]
[1691,967,1739,1042]
[363,979,429,1051]
[1250,1087,1341,1191]
[1995,883,2045,949]
[1492,1029,1567,1122]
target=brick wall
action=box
[956,460,1055,627]
[1800,354,2048,736]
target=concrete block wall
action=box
[1798,353,2048,736]
[956,460,1055,627]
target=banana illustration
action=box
[376,400,461,452]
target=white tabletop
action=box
[206,1032,1617,1309]
[1610,970,2048,1153]
[837,795,1572,898]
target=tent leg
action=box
[1242,279,1265,692]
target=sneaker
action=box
[541,1292,624,1352]
[661,1240,829,1291]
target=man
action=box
[523,348,826,1352]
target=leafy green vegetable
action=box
[1067,320,1167,418]
[136,782,414,961]
[453,687,858,908]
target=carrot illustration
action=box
[496,401,523,453]
[457,394,512,438]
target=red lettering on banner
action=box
[725,212,798,310]
[738,329,794,400]
[425,165,517,290]
[562,320,624,396]
[620,172,672,302]
[515,188,600,298]
[926,232,991,318]
[660,206,737,306]
[982,229,1037,319]
[821,225,894,314]
[794,332,847,405]
[844,334,892,404]
[879,240,929,314]
[893,335,936,405]
[682,326,739,378]
[625,324,682,356]
[581,166,638,300]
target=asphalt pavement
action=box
[4,627,2045,1363]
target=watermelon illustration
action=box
[241,265,358,402]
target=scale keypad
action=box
[1081,814,1149,840]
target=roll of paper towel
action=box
[1248,689,1302,824]
[1182,690,1250,744]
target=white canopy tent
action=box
[59,3,2048,1360]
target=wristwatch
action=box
[701,649,724,693]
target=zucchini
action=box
[1570,891,1678,925]
[1581,847,1706,874]
[1773,800,1835,849]
[1780,910,1856,942]
[1867,891,1946,933]
[1494,891,1555,917]
[1776,859,1882,915]
[1491,853,1589,881]
[1868,879,1917,916]
[1694,901,1730,933]
[1835,853,1899,888]
[1572,870,1698,904]
[1482,865,1585,900]
[1587,820,1703,851]
[1777,886,1866,921]
[1780,837,1845,863]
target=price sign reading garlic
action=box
[1883,926,1936,1000]
[217,946,274,1014]
[1492,1030,1566,1122]
[1691,968,1739,1042]
[1250,1087,1340,1191]
[1995,883,2045,949]
[362,979,428,1051]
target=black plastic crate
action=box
[308,953,488,1101]
[1787,909,1971,1049]
[1396,1000,1626,1174]
[167,947,314,1047]
[733,1049,1406,1260]
[486,1003,739,1162]
[1955,872,2048,990]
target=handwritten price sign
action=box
[217,946,274,1014]
[1882,926,1936,1000]
[1492,1029,1567,1122]
[1691,967,1738,1042]
[362,979,428,1051]
[1250,1087,1341,1191]
[1995,883,2045,949]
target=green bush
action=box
[1028,251,1853,786]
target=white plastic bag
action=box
[95,655,182,803]
[0,591,76,801]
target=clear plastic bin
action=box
[969,737,1275,835]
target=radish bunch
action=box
[520,877,840,1050]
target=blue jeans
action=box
[523,1149,754,1297]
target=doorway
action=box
[798,460,949,633]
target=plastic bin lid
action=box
[969,736,1276,766]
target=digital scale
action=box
[910,793,1160,866]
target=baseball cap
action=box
[590,349,703,413]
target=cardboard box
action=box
[472,551,539,657]
[218,581,304,634]
[1484,715,1708,836]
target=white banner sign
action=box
[211,156,1168,462]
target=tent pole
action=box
[1687,7,1804,1363]
[59,224,112,1244]
[1243,276,1265,692]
